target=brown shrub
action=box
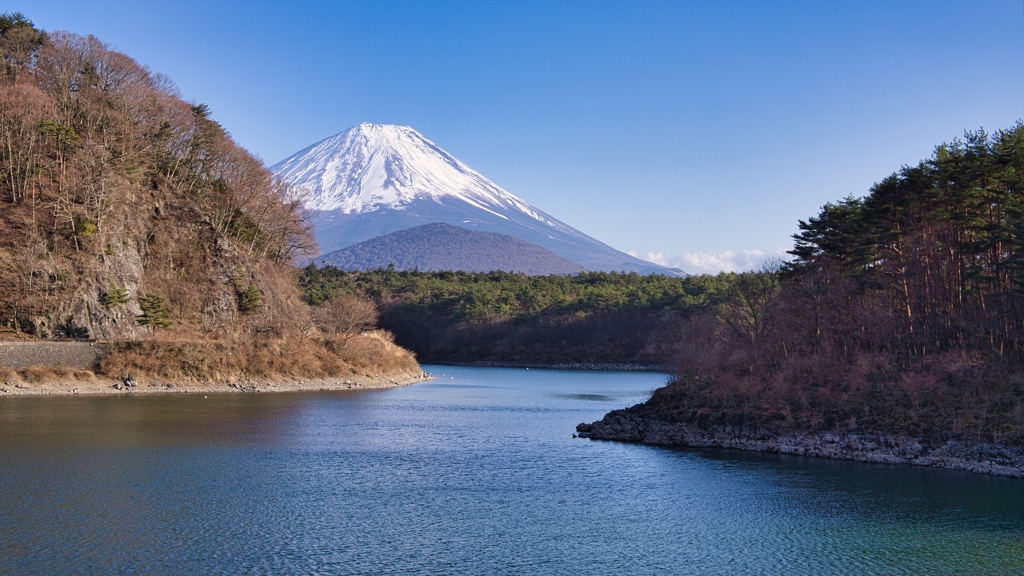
[0,365,18,383]
[315,295,379,344]
[19,365,49,383]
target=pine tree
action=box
[137,293,172,329]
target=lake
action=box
[1,365,1022,574]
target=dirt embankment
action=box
[0,340,432,396]
[0,369,432,396]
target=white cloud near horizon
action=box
[628,248,787,274]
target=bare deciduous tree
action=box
[315,295,379,345]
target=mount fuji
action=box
[271,123,683,275]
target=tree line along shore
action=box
[577,123,1024,475]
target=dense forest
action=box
[299,265,734,364]
[319,222,585,276]
[645,123,1024,443]
[0,14,417,381]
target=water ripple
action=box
[0,365,1022,574]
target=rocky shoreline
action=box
[576,409,1024,478]
[0,370,433,397]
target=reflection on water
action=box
[1,365,1021,574]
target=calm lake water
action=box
[1,365,1022,574]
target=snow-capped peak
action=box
[271,123,685,275]
[272,123,560,228]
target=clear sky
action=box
[18,0,1024,273]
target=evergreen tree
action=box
[137,293,172,330]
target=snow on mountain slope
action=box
[271,123,683,275]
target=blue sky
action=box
[19,0,1024,273]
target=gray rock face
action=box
[30,219,148,341]
[22,222,250,341]
[577,411,1024,478]
[0,342,107,369]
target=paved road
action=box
[0,342,108,369]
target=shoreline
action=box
[576,409,1024,478]
[423,360,668,372]
[0,370,433,397]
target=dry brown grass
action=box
[19,365,49,383]
[329,330,419,375]
[0,365,18,383]
[98,329,418,383]
[4,365,96,384]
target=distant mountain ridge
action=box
[318,223,585,275]
[271,123,684,275]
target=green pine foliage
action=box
[238,283,262,313]
[787,122,1024,358]
[137,293,172,330]
[230,264,262,313]
[100,286,130,307]
[300,265,731,321]
[74,218,97,236]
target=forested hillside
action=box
[0,14,417,381]
[644,124,1024,443]
[319,222,585,275]
[300,266,733,364]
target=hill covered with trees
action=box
[0,13,418,383]
[585,123,1024,449]
[319,222,586,275]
